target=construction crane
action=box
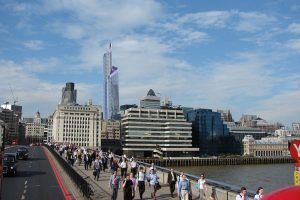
[9,84,18,106]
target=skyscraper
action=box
[61,82,77,105]
[103,43,120,120]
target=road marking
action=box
[21,194,25,200]
[25,180,27,185]
[23,189,26,194]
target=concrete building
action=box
[275,127,300,137]
[186,109,238,155]
[101,120,121,153]
[243,135,291,157]
[292,123,300,130]
[122,107,198,158]
[103,44,120,120]
[52,104,101,147]
[47,115,53,142]
[0,107,19,144]
[24,111,48,144]
[0,104,22,119]
[140,89,161,109]
[0,120,5,149]
[217,109,234,122]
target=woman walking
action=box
[137,167,146,200]
[197,174,206,200]
[123,174,134,200]
[254,187,264,200]
[149,169,159,200]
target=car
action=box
[3,153,18,176]
[16,147,29,160]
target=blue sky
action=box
[0,0,300,126]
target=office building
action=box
[0,104,22,119]
[140,89,161,109]
[217,109,234,122]
[122,107,198,158]
[0,107,19,144]
[101,120,121,153]
[243,135,291,157]
[61,82,77,105]
[103,44,120,120]
[239,114,282,133]
[186,108,239,155]
[24,111,48,144]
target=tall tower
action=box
[103,43,119,119]
[61,82,77,105]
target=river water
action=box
[176,163,294,194]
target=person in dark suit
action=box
[167,168,177,198]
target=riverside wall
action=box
[138,156,293,167]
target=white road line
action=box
[23,189,26,194]
[25,180,27,185]
[21,194,25,200]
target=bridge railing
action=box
[43,144,93,199]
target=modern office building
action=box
[0,104,22,119]
[140,89,161,109]
[61,82,77,105]
[122,107,198,158]
[217,109,234,122]
[186,108,239,155]
[0,107,19,144]
[101,120,121,153]
[239,114,282,133]
[24,111,48,144]
[103,43,120,120]
[243,135,291,157]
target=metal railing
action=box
[43,144,93,199]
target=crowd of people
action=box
[50,143,264,200]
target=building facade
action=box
[103,44,120,120]
[101,120,121,153]
[122,108,198,158]
[24,111,48,144]
[52,104,101,147]
[243,135,291,157]
[239,114,282,133]
[0,107,19,145]
[60,82,77,105]
[140,89,161,109]
[186,109,239,155]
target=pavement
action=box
[71,160,192,200]
[2,146,66,200]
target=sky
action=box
[0,0,300,126]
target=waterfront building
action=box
[275,127,300,136]
[239,114,282,133]
[122,107,198,158]
[140,89,161,109]
[186,109,239,155]
[103,44,120,120]
[242,135,292,157]
[24,111,48,144]
[60,82,77,105]
[217,109,234,122]
[101,120,121,153]
[292,123,300,130]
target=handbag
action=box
[93,170,97,176]
[155,182,161,190]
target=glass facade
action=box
[186,109,239,155]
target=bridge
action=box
[3,145,255,200]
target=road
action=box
[2,146,65,200]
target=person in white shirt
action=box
[236,187,249,200]
[254,187,264,200]
[197,174,206,200]
[137,166,146,200]
[120,160,127,179]
[130,159,138,177]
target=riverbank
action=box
[138,156,294,167]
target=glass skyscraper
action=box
[103,44,120,120]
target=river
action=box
[176,163,294,194]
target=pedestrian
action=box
[120,159,127,179]
[197,174,206,200]
[236,186,249,200]
[130,159,138,177]
[254,187,264,200]
[123,174,134,200]
[149,169,159,200]
[109,171,121,200]
[177,171,185,200]
[130,172,137,199]
[178,175,191,200]
[167,168,177,198]
[84,153,89,170]
[93,156,101,181]
[137,166,146,200]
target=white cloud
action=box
[22,40,44,50]
[286,39,300,52]
[288,23,300,33]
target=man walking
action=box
[168,168,177,198]
[178,175,191,200]
[109,171,121,200]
